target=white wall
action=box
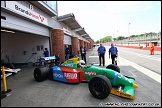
[1,32,50,64]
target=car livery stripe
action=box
[52,66,67,82]
[59,67,80,83]
[113,72,118,85]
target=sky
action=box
[57,1,161,41]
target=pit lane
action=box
[1,47,161,107]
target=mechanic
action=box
[42,48,49,66]
[97,43,106,66]
[108,43,118,64]
[79,60,86,68]
[43,48,49,57]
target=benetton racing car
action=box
[33,56,138,100]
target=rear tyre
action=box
[88,75,112,99]
[106,64,120,73]
[34,67,49,82]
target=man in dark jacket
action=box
[80,45,86,64]
[65,45,71,60]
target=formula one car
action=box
[33,56,138,100]
[1,66,21,78]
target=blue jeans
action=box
[66,54,70,60]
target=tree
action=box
[95,40,100,44]
[95,36,112,43]
[117,36,125,40]
[113,38,117,41]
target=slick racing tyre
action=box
[88,75,112,99]
[106,64,120,73]
[34,67,49,82]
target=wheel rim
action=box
[92,82,104,95]
[35,72,39,79]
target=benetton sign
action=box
[63,27,72,36]
[6,1,48,25]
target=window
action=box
[37,45,44,51]
[37,46,40,51]
[44,1,47,3]
[41,45,44,51]
[45,1,57,12]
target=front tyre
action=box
[88,75,112,99]
[34,67,49,82]
[106,64,120,73]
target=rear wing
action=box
[39,55,60,66]
[41,55,59,61]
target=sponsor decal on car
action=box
[67,60,73,63]
[64,73,77,79]
[85,72,96,76]
[61,64,73,67]
[53,73,63,78]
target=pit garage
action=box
[1,28,50,66]
[1,1,56,67]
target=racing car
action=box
[1,67,21,78]
[33,56,138,100]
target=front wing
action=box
[110,78,136,100]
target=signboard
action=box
[6,1,48,25]
[63,27,72,36]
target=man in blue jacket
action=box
[97,43,106,66]
[109,43,118,64]
[44,48,49,57]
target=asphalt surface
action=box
[1,46,161,107]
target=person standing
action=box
[150,42,154,55]
[43,48,49,66]
[65,45,71,60]
[109,43,118,64]
[43,48,49,57]
[80,45,86,64]
[97,43,106,66]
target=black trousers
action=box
[99,54,105,66]
[111,55,117,64]
[81,54,86,63]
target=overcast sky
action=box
[57,1,161,41]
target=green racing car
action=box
[33,56,138,100]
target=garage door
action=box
[64,35,72,45]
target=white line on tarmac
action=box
[119,50,161,61]
[106,53,161,83]
[89,52,161,83]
